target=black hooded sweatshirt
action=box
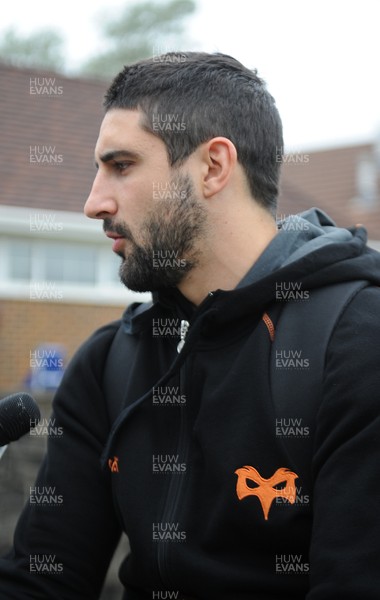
[0,208,380,599]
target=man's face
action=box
[84,109,206,292]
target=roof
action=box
[1,63,379,238]
[278,143,380,239]
[1,63,106,213]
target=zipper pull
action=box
[177,319,190,353]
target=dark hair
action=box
[104,52,283,215]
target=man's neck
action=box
[178,206,278,306]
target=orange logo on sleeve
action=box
[108,456,119,473]
[235,466,298,520]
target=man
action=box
[1,52,379,599]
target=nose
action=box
[84,171,118,219]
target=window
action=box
[8,240,32,280]
[354,153,378,210]
[0,208,150,305]
[45,244,96,284]
[7,238,99,285]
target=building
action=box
[278,142,380,249]
[0,63,149,393]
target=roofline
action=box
[0,204,103,242]
[0,60,109,86]
[284,139,374,155]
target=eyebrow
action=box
[95,149,140,168]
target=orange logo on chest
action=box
[235,466,298,520]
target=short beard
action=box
[104,174,206,292]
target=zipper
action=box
[176,291,216,354]
[157,365,189,587]
[156,291,217,586]
[177,319,190,353]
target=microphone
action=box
[0,392,41,448]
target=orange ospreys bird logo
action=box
[235,466,298,521]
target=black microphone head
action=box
[0,393,41,446]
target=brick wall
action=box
[0,299,126,390]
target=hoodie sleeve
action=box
[0,321,123,600]
[307,286,380,599]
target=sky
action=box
[1,0,380,151]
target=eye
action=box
[114,161,132,172]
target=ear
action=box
[200,137,238,198]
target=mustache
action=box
[103,218,134,241]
